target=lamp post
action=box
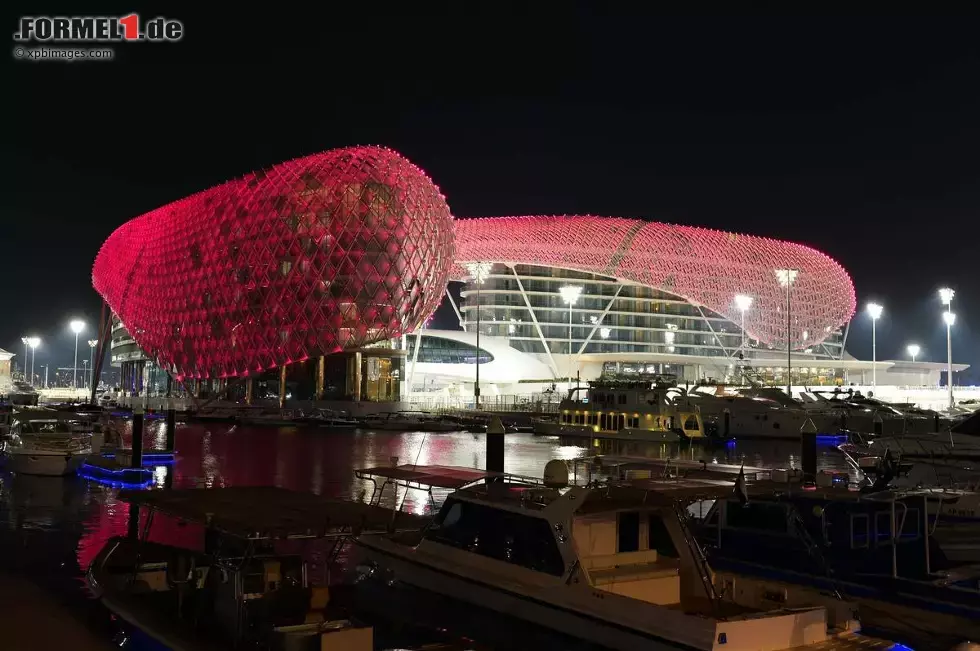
[20,337,29,381]
[774,269,798,397]
[69,319,85,390]
[939,288,955,410]
[88,339,98,392]
[906,344,920,363]
[559,285,584,388]
[866,303,883,392]
[465,262,492,409]
[734,294,753,353]
[26,336,40,386]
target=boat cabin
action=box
[559,379,704,439]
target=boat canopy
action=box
[355,464,539,490]
[118,486,428,540]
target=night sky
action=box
[4,10,979,382]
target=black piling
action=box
[486,416,505,481]
[131,408,144,468]
[127,503,140,539]
[800,418,817,485]
[165,407,176,452]
[934,412,940,432]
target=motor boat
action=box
[7,381,39,406]
[296,408,358,431]
[359,411,460,432]
[238,408,304,427]
[3,414,92,476]
[697,477,980,647]
[353,464,898,651]
[865,408,980,461]
[536,378,705,443]
[802,389,939,436]
[88,486,381,650]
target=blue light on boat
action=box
[887,644,914,651]
[816,434,848,445]
[100,452,176,465]
[77,473,154,490]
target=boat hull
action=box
[5,450,87,476]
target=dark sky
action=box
[4,9,979,381]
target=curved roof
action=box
[92,146,455,380]
[451,216,855,348]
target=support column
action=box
[278,366,288,408]
[352,352,362,402]
[245,376,254,406]
[316,356,325,401]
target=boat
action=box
[296,408,359,431]
[360,411,461,432]
[239,408,304,427]
[7,381,39,406]
[862,407,980,460]
[535,377,705,444]
[352,464,897,651]
[696,474,980,647]
[3,413,92,476]
[86,486,424,651]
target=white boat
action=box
[297,408,358,430]
[239,408,303,427]
[354,465,894,651]
[867,408,980,460]
[360,411,459,432]
[3,415,92,476]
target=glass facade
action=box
[406,335,493,364]
[461,263,845,361]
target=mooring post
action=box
[165,398,176,452]
[800,417,817,485]
[131,404,144,468]
[486,415,506,482]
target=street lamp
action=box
[20,337,29,381]
[774,269,799,396]
[88,339,98,392]
[867,302,883,391]
[734,294,753,353]
[939,288,955,411]
[26,336,40,386]
[465,262,492,409]
[69,319,85,391]
[943,309,956,410]
[559,285,584,387]
[906,344,920,363]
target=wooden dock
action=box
[0,576,111,650]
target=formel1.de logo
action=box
[14,14,183,43]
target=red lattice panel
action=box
[453,216,855,349]
[93,146,455,380]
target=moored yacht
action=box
[866,407,980,460]
[3,413,92,476]
[360,411,460,432]
[354,466,895,651]
[537,377,706,443]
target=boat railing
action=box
[671,499,719,614]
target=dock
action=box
[0,576,111,650]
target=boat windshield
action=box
[19,420,74,434]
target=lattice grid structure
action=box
[93,146,455,380]
[451,216,855,349]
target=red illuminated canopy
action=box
[451,216,855,349]
[92,146,455,380]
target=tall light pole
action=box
[88,339,98,391]
[20,337,29,381]
[559,285,584,388]
[69,319,85,390]
[940,287,955,410]
[906,344,920,363]
[26,336,40,386]
[775,269,798,397]
[734,294,753,353]
[465,262,492,409]
[866,302,883,392]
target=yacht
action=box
[536,378,705,442]
[360,411,460,432]
[801,389,938,436]
[7,381,39,406]
[3,414,92,476]
[698,479,980,647]
[865,407,980,460]
[355,470,896,651]
[296,408,358,431]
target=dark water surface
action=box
[0,421,855,650]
